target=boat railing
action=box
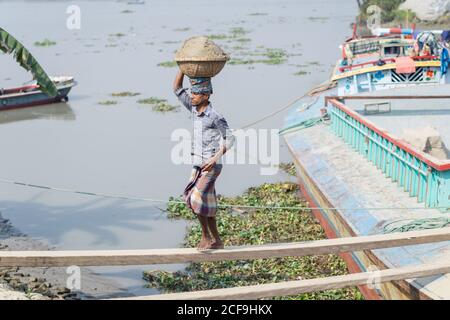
[326,96,450,210]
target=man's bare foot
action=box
[197,238,212,251]
[206,240,224,250]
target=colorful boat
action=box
[333,29,450,96]
[282,29,450,299]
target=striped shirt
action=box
[174,87,235,165]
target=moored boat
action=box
[282,28,450,299]
[0,76,76,110]
[1,27,75,110]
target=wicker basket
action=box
[176,60,227,78]
[175,36,230,78]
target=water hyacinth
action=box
[147,182,363,300]
[137,97,180,113]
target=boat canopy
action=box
[0,27,57,97]
[343,37,414,60]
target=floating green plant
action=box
[229,58,257,65]
[34,39,57,47]
[308,16,329,22]
[248,12,268,16]
[263,48,288,64]
[111,91,140,97]
[229,48,288,66]
[137,97,167,104]
[231,45,248,51]
[174,27,190,32]
[293,70,309,76]
[109,33,126,37]
[229,27,249,37]
[207,34,229,40]
[98,100,118,105]
[157,61,178,68]
[137,97,180,113]
[151,102,180,113]
[147,183,363,300]
[235,38,251,43]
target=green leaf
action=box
[0,28,58,97]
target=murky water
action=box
[0,0,357,297]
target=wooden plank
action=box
[119,260,450,300]
[1,228,450,267]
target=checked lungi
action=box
[183,164,223,217]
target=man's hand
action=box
[202,145,229,172]
[201,156,218,173]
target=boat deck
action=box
[284,119,450,299]
[282,79,450,299]
[341,84,450,149]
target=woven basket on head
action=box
[175,36,230,78]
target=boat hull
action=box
[0,86,73,111]
[287,141,431,300]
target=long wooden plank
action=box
[1,228,450,267]
[118,260,450,300]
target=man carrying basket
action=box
[173,71,235,250]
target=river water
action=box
[0,0,357,297]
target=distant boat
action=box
[0,76,76,110]
[0,27,76,110]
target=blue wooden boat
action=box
[282,29,450,299]
[0,76,76,111]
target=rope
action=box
[278,117,324,135]
[238,80,334,130]
[0,177,448,212]
[383,217,450,233]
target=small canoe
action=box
[0,76,76,111]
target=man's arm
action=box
[173,70,184,92]
[173,71,192,111]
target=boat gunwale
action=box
[327,98,450,171]
[0,82,75,99]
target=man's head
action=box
[191,92,210,106]
[189,77,213,106]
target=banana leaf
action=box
[0,27,57,97]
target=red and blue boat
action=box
[0,76,75,110]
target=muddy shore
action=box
[0,212,132,300]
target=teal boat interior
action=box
[282,84,450,299]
